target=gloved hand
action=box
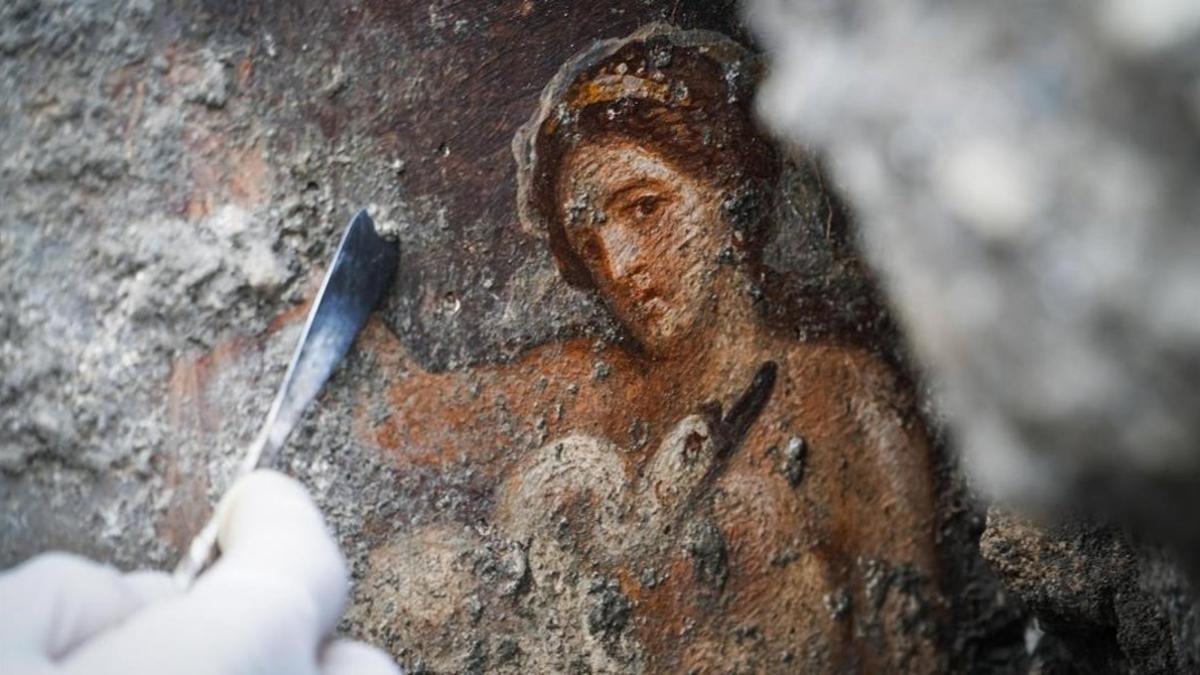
[0,470,401,675]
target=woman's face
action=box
[559,139,727,354]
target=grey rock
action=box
[749,0,1200,568]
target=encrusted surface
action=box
[8,1,1182,671]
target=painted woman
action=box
[355,25,943,672]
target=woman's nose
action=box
[598,226,647,281]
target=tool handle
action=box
[172,428,278,589]
[172,513,220,588]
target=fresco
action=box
[351,25,943,672]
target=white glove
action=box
[0,470,402,675]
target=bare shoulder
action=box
[771,339,912,409]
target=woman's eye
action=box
[630,194,663,219]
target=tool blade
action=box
[259,209,398,463]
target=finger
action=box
[320,640,404,675]
[209,469,348,637]
[0,553,179,660]
[120,570,180,604]
[60,471,346,673]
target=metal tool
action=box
[173,208,398,587]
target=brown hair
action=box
[514,24,782,290]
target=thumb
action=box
[210,469,349,635]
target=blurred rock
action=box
[748,0,1200,568]
[749,0,1200,670]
